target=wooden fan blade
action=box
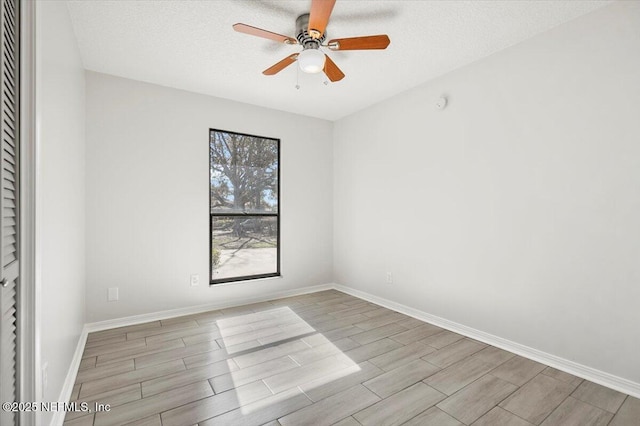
[263,54,299,75]
[308,0,336,38]
[327,35,390,51]
[233,23,297,44]
[323,54,345,82]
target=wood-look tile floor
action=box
[64,290,639,426]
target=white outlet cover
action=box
[108,287,119,301]
[190,274,200,286]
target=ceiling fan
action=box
[233,0,390,82]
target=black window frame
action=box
[209,128,281,285]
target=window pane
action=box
[211,216,278,280]
[210,130,278,214]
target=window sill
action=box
[209,273,282,287]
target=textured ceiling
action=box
[66,0,610,121]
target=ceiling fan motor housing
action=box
[296,13,325,50]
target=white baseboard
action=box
[84,283,334,332]
[51,325,89,426]
[333,283,640,400]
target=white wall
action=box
[85,72,333,322]
[37,1,86,423]
[334,1,640,384]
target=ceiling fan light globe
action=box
[298,49,325,74]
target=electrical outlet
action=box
[190,274,200,286]
[108,287,119,302]
[386,272,393,284]
[42,362,48,395]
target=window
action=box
[210,129,280,284]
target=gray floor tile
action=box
[78,357,97,371]
[343,338,403,363]
[389,323,443,345]
[125,320,199,340]
[490,355,547,386]
[363,358,440,399]
[211,355,298,393]
[200,387,312,426]
[610,396,640,426]
[216,308,285,327]
[354,382,445,426]
[258,322,320,346]
[232,339,309,369]
[123,415,162,426]
[75,359,135,383]
[471,346,516,366]
[369,342,435,371]
[134,340,219,369]
[289,338,359,365]
[540,367,583,388]
[472,407,534,426]
[183,330,231,346]
[279,384,379,426]
[402,406,463,426]
[572,380,627,413]
[361,307,394,318]
[79,359,185,398]
[232,321,314,347]
[331,417,361,426]
[83,338,147,358]
[159,311,221,327]
[425,354,499,396]
[161,381,272,426]
[437,374,517,424]
[144,322,222,345]
[66,383,141,421]
[85,334,127,349]
[86,321,161,343]
[354,312,405,331]
[70,383,81,401]
[323,325,368,341]
[95,338,185,366]
[540,397,613,426]
[422,338,486,368]
[94,381,213,426]
[142,359,237,397]
[81,383,142,407]
[263,354,355,394]
[183,340,259,368]
[63,414,94,426]
[396,317,426,329]
[314,314,370,332]
[350,323,408,345]
[500,373,576,424]
[420,330,466,349]
[300,361,384,402]
[329,304,380,318]
[249,314,301,332]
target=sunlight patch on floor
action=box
[215,307,360,415]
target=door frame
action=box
[19,0,39,424]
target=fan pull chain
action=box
[295,66,300,90]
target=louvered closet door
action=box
[0,0,19,424]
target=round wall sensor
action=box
[436,97,447,110]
